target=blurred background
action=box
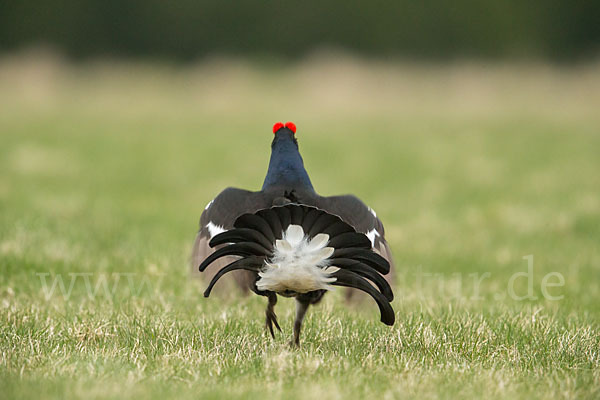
[1,1,599,303]
[1,2,600,399]
[1,0,599,60]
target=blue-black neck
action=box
[262,129,314,191]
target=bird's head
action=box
[272,121,298,149]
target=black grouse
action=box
[193,122,395,345]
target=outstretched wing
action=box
[315,195,394,269]
[192,187,271,290]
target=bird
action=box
[193,122,395,345]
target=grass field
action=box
[1,52,599,399]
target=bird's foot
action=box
[265,308,281,339]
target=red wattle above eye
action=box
[272,122,284,134]
[285,122,296,133]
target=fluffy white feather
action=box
[256,225,338,293]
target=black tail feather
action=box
[329,259,394,301]
[273,206,291,232]
[234,214,275,242]
[332,270,395,326]
[331,248,390,274]
[328,232,372,249]
[301,208,323,234]
[204,257,263,297]
[322,220,355,238]
[257,209,284,240]
[289,204,305,225]
[307,213,340,238]
[209,228,273,250]
[199,242,270,272]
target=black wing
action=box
[191,187,271,290]
[315,194,394,269]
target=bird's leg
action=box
[265,292,281,339]
[292,299,310,347]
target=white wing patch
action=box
[366,228,380,247]
[368,207,377,218]
[256,225,338,293]
[204,199,214,210]
[206,221,226,238]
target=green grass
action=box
[1,54,599,399]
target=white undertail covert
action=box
[256,225,339,293]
